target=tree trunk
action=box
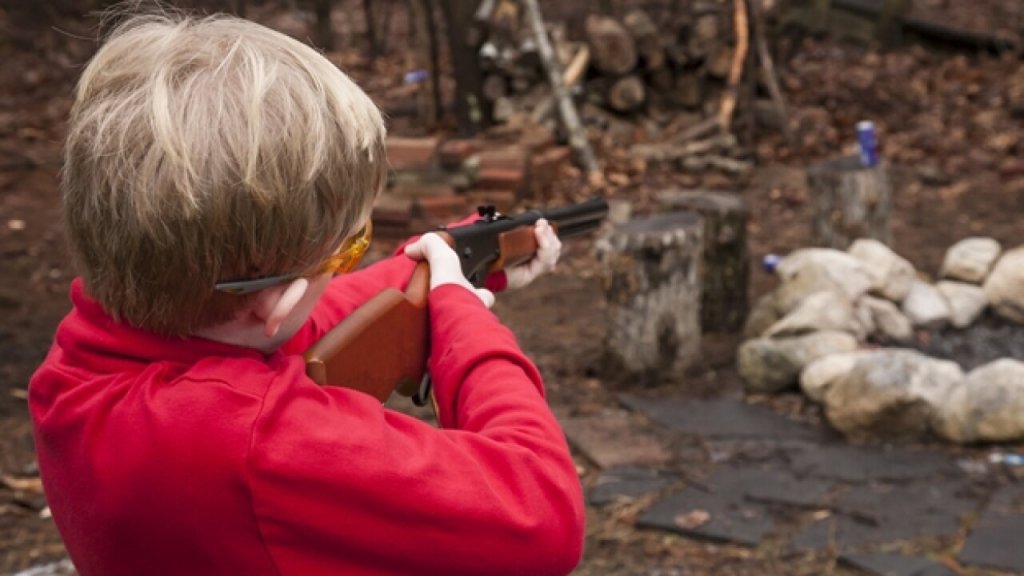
[808,155,892,250]
[364,0,378,60]
[878,0,912,46]
[439,0,491,135]
[408,0,439,128]
[597,212,704,385]
[315,0,334,51]
[657,189,750,333]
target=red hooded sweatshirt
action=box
[29,251,585,576]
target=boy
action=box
[29,9,585,576]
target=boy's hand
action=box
[404,233,495,308]
[504,219,562,290]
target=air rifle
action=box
[303,196,609,405]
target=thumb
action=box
[473,287,495,309]
[403,236,428,260]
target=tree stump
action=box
[808,154,891,249]
[657,189,750,333]
[597,212,704,385]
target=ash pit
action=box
[875,312,1024,371]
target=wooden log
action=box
[674,72,703,109]
[808,155,892,249]
[630,132,735,162]
[562,44,591,86]
[597,212,704,385]
[688,13,721,59]
[623,9,665,70]
[515,37,542,75]
[681,154,752,174]
[657,189,750,333]
[481,73,508,102]
[584,14,638,75]
[607,75,646,112]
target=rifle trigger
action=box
[412,374,432,407]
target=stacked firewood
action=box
[583,7,738,115]
[475,1,743,118]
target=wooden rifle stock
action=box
[303,197,609,404]
[304,262,431,402]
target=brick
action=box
[414,193,468,220]
[474,167,525,194]
[388,184,456,199]
[519,126,556,154]
[530,146,573,196]
[477,145,527,171]
[386,136,440,171]
[438,139,483,170]
[464,189,518,213]
[371,194,414,237]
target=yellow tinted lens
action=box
[317,221,372,276]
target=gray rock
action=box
[934,359,1024,443]
[824,349,963,441]
[902,280,951,329]
[775,248,872,302]
[854,297,876,340]
[738,331,859,394]
[774,269,846,316]
[800,350,874,403]
[862,295,914,342]
[765,290,862,340]
[936,281,988,329]
[984,246,1024,324]
[743,291,782,339]
[848,238,916,302]
[940,237,1001,284]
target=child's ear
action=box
[254,278,310,339]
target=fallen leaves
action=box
[673,508,711,530]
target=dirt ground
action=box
[2,1,1024,574]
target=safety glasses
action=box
[214,221,373,295]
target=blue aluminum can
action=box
[403,69,429,84]
[856,120,879,167]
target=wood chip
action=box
[1,474,44,493]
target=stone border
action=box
[737,237,1024,444]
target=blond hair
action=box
[63,9,387,335]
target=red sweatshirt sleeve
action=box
[247,285,584,576]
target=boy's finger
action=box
[404,234,451,263]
